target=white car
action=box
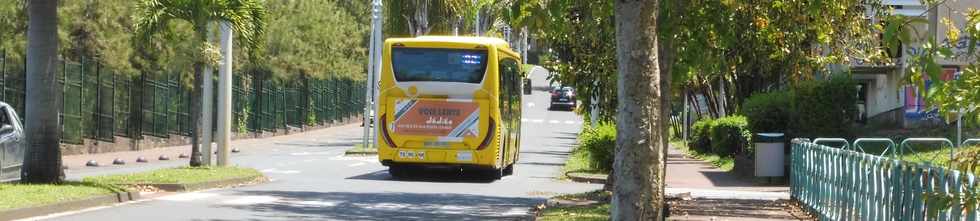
[0,102,24,182]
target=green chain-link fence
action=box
[0,50,365,145]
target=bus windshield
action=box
[391,48,488,83]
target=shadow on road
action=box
[345,169,500,184]
[213,191,541,221]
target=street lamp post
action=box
[363,0,383,150]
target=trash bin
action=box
[754,133,785,177]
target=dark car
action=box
[549,86,576,111]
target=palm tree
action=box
[612,0,666,220]
[21,0,63,183]
[133,0,265,167]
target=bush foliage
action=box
[690,116,751,156]
[741,90,793,133]
[790,75,858,138]
[577,123,617,173]
[709,116,751,155]
[691,120,713,153]
[740,75,857,140]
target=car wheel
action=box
[503,164,514,176]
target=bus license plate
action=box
[399,150,425,160]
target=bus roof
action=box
[385,36,516,54]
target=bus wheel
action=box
[483,167,504,180]
[389,165,409,179]
[503,164,514,176]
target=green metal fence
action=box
[791,139,980,220]
[0,50,365,145]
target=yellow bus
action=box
[376,36,523,180]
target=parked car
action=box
[549,86,577,111]
[0,102,24,182]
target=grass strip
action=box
[345,144,378,155]
[538,204,610,221]
[561,147,608,179]
[0,182,124,210]
[538,190,610,221]
[84,166,262,185]
[672,141,735,171]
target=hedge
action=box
[741,75,857,140]
[690,116,751,156]
[709,116,752,155]
[691,119,713,153]
[790,75,857,138]
[741,90,793,133]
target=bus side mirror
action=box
[523,78,532,95]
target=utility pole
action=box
[201,23,214,166]
[216,22,233,166]
[364,0,383,149]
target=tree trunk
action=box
[22,0,63,183]
[188,24,207,167]
[612,0,666,220]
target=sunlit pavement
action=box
[39,67,600,221]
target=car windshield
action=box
[391,48,488,83]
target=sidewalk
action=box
[62,123,364,179]
[665,144,810,220]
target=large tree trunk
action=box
[612,0,666,220]
[22,0,63,183]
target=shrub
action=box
[742,90,793,133]
[578,123,617,172]
[691,119,713,153]
[790,75,857,138]
[709,115,751,156]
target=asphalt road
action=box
[42,67,599,221]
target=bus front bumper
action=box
[379,148,496,169]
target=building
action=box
[851,0,978,128]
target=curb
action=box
[343,150,378,156]
[145,175,265,192]
[565,172,607,184]
[0,190,140,221]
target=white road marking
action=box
[521,118,528,122]
[362,202,409,210]
[527,102,536,107]
[564,120,576,124]
[500,207,530,216]
[158,192,219,202]
[347,162,366,167]
[261,168,301,174]
[290,151,334,156]
[548,120,560,124]
[219,196,279,205]
[531,119,544,123]
[294,200,339,207]
[13,197,155,221]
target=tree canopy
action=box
[0,0,369,82]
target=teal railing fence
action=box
[791,139,980,220]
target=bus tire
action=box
[485,167,504,180]
[503,164,514,176]
[389,165,409,179]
